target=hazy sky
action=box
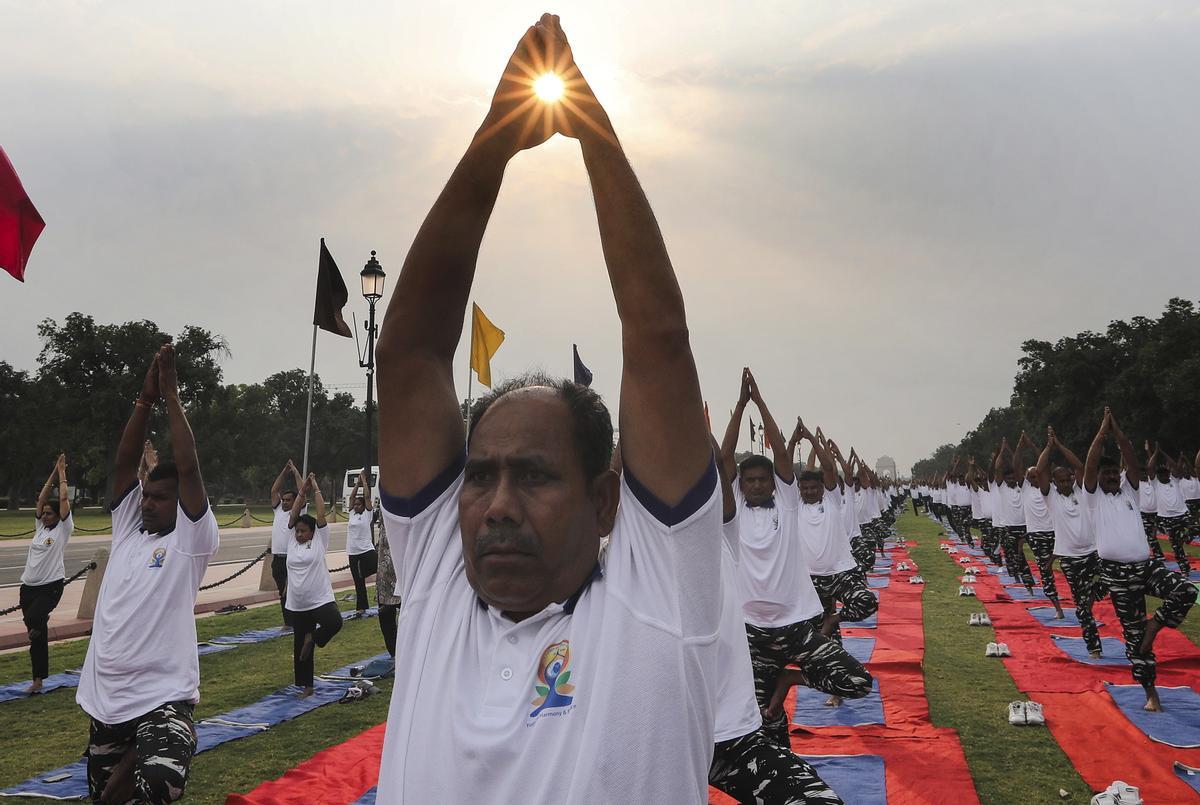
[3,2,1199,473]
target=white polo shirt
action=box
[1084,475,1151,564]
[1153,477,1189,518]
[1021,481,1053,532]
[271,502,296,555]
[77,483,218,724]
[22,512,73,586]
[801,486,858,577]
[1181,476,1200,502]
[346,509,375,555]
[1047,484,1094,557]
[377,461,722,804]
[714,518,762,743]
[969,486,986,520]
[948,482,971,507]
[853,487,875,525]
[285,523,335,612]
[991,481,1025,528]
[843,484,862,539]
[733,474,823,628]
[1139,481,1157,515]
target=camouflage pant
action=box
[1158,514,1193,575]
[745,619,874,749]
[812,568,879,645]
[710,728,842,804]
[1025,531,1059,601]
[1100,558,1198,688]
[976,519,1001,564]
[86,701,196,804]
[950,506,974,546]
[1141,512,1164,559]
[1058,552,1104,655]
[1000,526,1036,588]
[850,535,875,574]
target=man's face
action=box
[141,478,179,533]
[1052,466,1075,497]
[353,499,366,514]
[1003,470,1018,488]
[460,389,618,617]
[1156,466,1172,483]
[738,466,774,507]
[1098,465,1122,494]
[280,491,296,511]
[39,504,59,528]
[799,476,825,505]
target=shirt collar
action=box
[476,560,604,616]
[746,497,776,510]
[139,522,176,538]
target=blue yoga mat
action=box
[0,670,81,704]
[793,678,884,727]
[351,787,378,805]
[843,636,875,665]
[0,653,391,800]
[1175,762,1200,795]
[868,576,890,589]
[1106,684,1200,748]
[1164,562,1200,582]
[801,754,887,805]
[1006,587,1049,601]
[211,608,378,645]
[1027,607,1103,629]
[1050,635,1130,666]
[842,611,877,630]
[198,642,238,657]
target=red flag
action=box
[0,147,46,282]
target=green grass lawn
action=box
[0,506,279,538]
[899,511,1092,802]
[0,600,390,803]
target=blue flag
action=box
[573,344,593,387]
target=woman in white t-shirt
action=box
[345,471,377,616]
[20,453,73,694]
[286,474,343,698]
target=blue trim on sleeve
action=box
[624,460,718,527]
[109,481,139,513]
[180,499,211,523]
[380,454,466,519]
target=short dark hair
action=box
[296,513,317,532]
[738,455,773,476]
[1098,456,1120,471]
[280,489,298,499]
[797,469,824,484]
[468,372,613,481]
[147,462,179,484]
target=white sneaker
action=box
[1110,782,1141,805]
[985,642,999,657]
[959,557,971,564]
[958,586,968,596]
[978,613,992,626]
[1024,701,1045,725]
[914,576,925,584]
[966,586,976,596]
[997,642,1012,657]
[1091,793,1118,805]
[969,613,980,625]
[1008,701,1027,725]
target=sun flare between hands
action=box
[533,72,565,102]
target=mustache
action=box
[475,525,540,557]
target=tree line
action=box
[913,297,1200,478]
[0,313,372,508]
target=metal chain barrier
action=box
[248,513,274,525]
[0,560,97,616]
[198,548,271,591]
[329,562,351,573]
[0,527,36,538]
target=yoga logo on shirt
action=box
[528,639,576,720]
[148,547,167,568]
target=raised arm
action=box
[54,454,70,519]
[1035,430,1053,495]
[1054,432,1084,474]
[800,420,838,491]
[306,474,328,528]
[36,460,56,516]
[112,354,160,496]
[1012,432,1034,479]
[712,437,735,523]
[1083,409,1111,493]
[1146,442,1160,478]
[719,370,751,481]
[270,461,294,509]
[746,369,792,483]
[828,440,855,489]
[1111,412,1139,488]
[158,345,207,516]
[993,440,1010,481]
[358,470,373,510]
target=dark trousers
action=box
[1000,525,1036,588]
[1025,531,1059,601]
[950,506,974,546]
[1141,512,1164,559]
[1059,552,1104,655]
[86,700,196,804]
[348,550,378,612]
[812,568,879,645]
[911,496,924,515]
[19,579,64,680]
[710,728,842,804]
[1158,514,1193,575]
[1101,558,1197,688]
[271,554,291,627]
[745,620,873,748]
[378,603,399,657]
[851,535,875,574]
[290,602,343,688]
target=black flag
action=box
[573,343,593,387]
[314,238,352,337]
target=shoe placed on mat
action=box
[959,557,972,564]
[985,642,1000,657]
[913,575,925,584]
[1093,781,1141,805]
[1091,794,1118,805]
[997,642,1012,657]
[1024,701,1045,725]
[1008,701,1027,725]
[958,585,968,596]
[965,586,976,596]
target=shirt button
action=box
[507,635,518,644]
[501,667,513,680]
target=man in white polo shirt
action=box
[966,457,997,563]
[992,439,1036,593]
[373,17,722,802]
[946,458,975,547]
[1035,427,1103,653]
[1083,408,1196,712]
[1014,431,1062,614]
[268,459,303,627]
[77,344,219,802]
[720,392,873,749]
[1147,445,1193,576]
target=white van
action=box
[341,466,380,506]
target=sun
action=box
[533,72,565,102]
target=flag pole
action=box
[301,324,318,478]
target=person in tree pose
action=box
[20,452,73,694]
[966,457,997,562]
[1147,444,1193,576]
[1014,432,1063,615]
[345,471,378,615]
[992,439,1037,593]
[268,459,304,627]
[1083,408,1196,712]
[286,473,343,698]
[76,344,219,803]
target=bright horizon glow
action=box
[533,72,565,102]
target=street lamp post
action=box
[359,251,386,502]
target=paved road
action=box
[0,523,349,588]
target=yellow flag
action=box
[470,302,505,387]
